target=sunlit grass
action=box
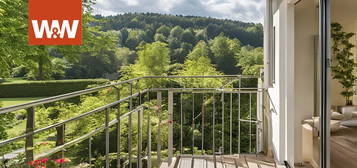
[0,97,47,107]
[2,78,29,84]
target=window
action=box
[270,26,276,84]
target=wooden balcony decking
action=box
[161,154,286,168]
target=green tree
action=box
[126,30,146,50]
[169,26,184,39]
[154,33,167,42]
[135,41,170,76]
[118,29,129,46]
[0,0,29,77]
[236,46,263,76]
[0,0,118,80]
[181,29,195,44]
[210,34,241,74]
[196,29,208,41]
[65,32,118,79]
[171,42,192,63]
[0,107,15,140]
[115,47,137,67]
[175,41,223,88]
[156,25,171,37]
[120,41,170,87]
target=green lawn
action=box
[2,77,29,84]
[0,97,47,107]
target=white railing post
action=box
[257,77,264,153]
[156,91,162,165]
[25,107,35,166]
[168,90,174,165]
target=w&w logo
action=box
[28,0,82,45]
[31,20,79,39]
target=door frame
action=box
[319,0,331,168]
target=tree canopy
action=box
[175,41,223,88]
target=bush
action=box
[0,79,109,98]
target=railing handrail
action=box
[0,75,259,114]
[0,75,264,167]
[34,106,144,160]
[266,90,278,114]
[0,91,147,147]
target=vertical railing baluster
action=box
[192,93,195,155]
[168,90,174,165]
[256,119,258,155]
[89,137,92,168]
[238,79,241,154]
[116,88,121,168]
[256,92,259,155]
[212,93,217,168]
[105,108,110,168]
[229,93,233,155]
[128,82,133,168]
[25,107,34,166]
[180,92,183,154]
[55,123,66,162]
[139,90,142,104]
[257,77,263,154]
[137,108,143,168]
[201,94,205,155]
[61,125,65,160]
[156,91,162,165]
[249,93,252,153]
[147,107,152,168]
[221,92,224,153]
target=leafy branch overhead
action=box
[331,22,357,105]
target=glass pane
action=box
[330,0,357,167]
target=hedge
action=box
[0,79,109,98]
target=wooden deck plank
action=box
[171,154,285,168]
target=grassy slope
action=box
[3,78,29,84]
[0,97,47,107]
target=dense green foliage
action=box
[1,5,263,79]
[175,41,224,88]
[0,0,28,77]
[0,79,108,97]
[96,13,263,47]
[0,102,15,140]
[0,0,118,80]
[236,46,264,76]
[331,23,357,105]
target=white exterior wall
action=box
[267,0,295,165]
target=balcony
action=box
[0,76,283,168]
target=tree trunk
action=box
[37,56,44,80]
[55,125,65,160]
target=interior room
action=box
[329,0,357,167]
[295,0,357,167]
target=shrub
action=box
[0,79,109,98]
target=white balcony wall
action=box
[268,0,295,165]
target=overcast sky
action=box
[93,0,265,23]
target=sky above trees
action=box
[93,0,265,23]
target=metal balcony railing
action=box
[0,75,265,168]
